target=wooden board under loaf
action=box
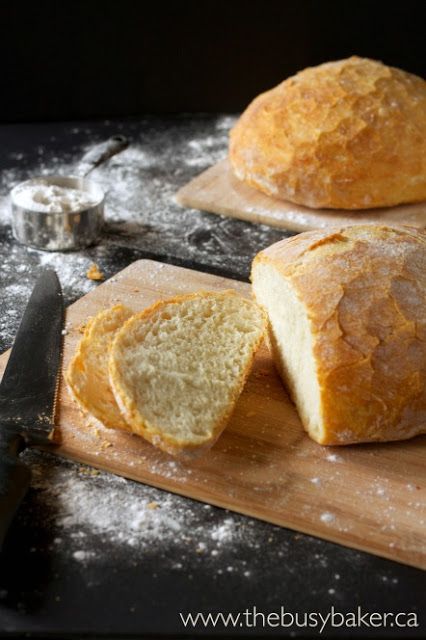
[1,260,425,569]
[175,159,426,232]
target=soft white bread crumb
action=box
[109,291,266,456]
[66,304,134,430]
[252,264,323,440]
[252,225,426,445]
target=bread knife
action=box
[0,270,64,547]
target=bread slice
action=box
[251,224,426,445]
[66,304,134,430]
[109,291,266,456]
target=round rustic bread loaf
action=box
[230,57,426,210]
[251,224,426,445]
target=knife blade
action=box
[0,270,64,546]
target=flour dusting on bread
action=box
[230,57,426,210]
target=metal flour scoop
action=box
[10,135,128,251]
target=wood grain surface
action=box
[176,159,426,233]
[1,259,425,569]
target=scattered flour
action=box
[325,453,343,463]
[210,519,236,543]
[0,115,282,295]
[36,251,97,295]
[23,450,264,573]
[320,512,336,524]
[73,550,96,562]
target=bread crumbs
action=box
[86,263,104,281]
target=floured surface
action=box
[1,259,425,569]
[22,448,267,576]
[176,159,426,232]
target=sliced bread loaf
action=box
[251,225,426,445]
[109,291,266,456]
[66,304,134,430]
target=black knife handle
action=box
[0,428,29,548]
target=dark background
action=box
[0,0,425,122]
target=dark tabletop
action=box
[0,116,424,639]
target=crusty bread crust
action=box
[230,57,426,210]
[65,304,134,430]
[252,225,426,445]
[109,290,266,457]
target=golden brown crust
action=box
[109,290,267,457]
[66,304,134,431]
[252,224,426,445]
[230,57,426,210]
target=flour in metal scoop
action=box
[11,180,99,213]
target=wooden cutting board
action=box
[176,158,426,233]
[1,260,425,569]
